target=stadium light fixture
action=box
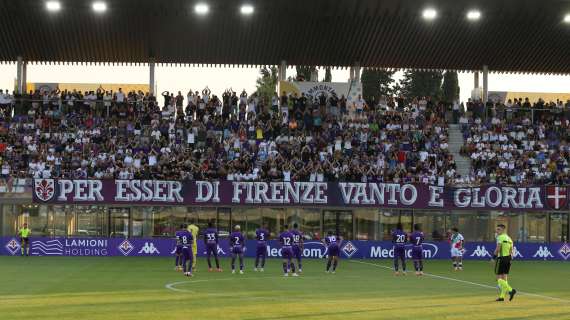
[564,13,570,24]
[195,3,209,15]
[46,1,61,12]
[466,10,481,21]
[92,1,107,13]
[422,8,437,20]
[240,4,254,15]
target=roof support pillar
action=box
[149,60,156,96]
[482,65,489,103]
[350,62,361,82]
[310,68,318,82]
[16,56,23,94]
[473,71,479,89]
[278,60,287,81]
[21,61,27,94]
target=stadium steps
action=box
[448,124,472,178]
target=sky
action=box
[1,63,569,103]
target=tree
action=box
[399,70,443,99]
[361,69,395,103]
[295,66,316,81]
[323,67,332,82]
[441,71,460,104]
[255,66,278,105]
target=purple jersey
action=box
[392,229,407,248]
[279,231,294,249]
[256,228,269,245]
[230,231,244,247]
[290,229,303,248]
[410,231,424,247]
[204,227,219,245]
[175,230,193,248]
[325,235,339,247]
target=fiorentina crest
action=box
[34,179,55,202]
[545,186,568,210]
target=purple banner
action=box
[32,179,569,211]
[2,237,569,261]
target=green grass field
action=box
[0,257,569,320]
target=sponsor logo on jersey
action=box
[558,243,570,260]
[533,246,554,259]
[137,242,160,255]
[469,245,492,258]
[118,240,134,256]
[5,238,21,255]
[341,241,358,258]
[34,179,55,201]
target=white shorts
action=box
[451,248,463,257]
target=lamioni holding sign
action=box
[492,224,517,302]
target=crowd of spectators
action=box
[460,98,570,185]
[3,84,569,189]
[0,87,458,188]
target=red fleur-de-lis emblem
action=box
[34,179,55,201]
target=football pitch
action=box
[0,257,569,320]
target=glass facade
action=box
[0,203,568,243]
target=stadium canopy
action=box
[1,0,570,73]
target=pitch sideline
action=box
[350,260,570,304]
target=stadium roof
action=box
[1,0,570,73]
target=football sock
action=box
[231,256,236,270]
[175,255,180,267]
[260,256,265,268]
[332,260,338,271]
[419,261,423,271]
[282,262,288,273]
[394,259,399,271]
[291,262,296,273]
[497,279,507,299]
[326,260,331,271]
[255,256,259,268]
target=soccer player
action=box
[18,223,31,256]
[204,221,222,272]
[392,223,407,275]
[254,223,270,272]
[410,224,425,276]
[290,223,304,273]
[174,224,185,271]
[175,224,194,277]
[229,225,245,274]
[324,231,341,274]
[450,227,464,271]
[279,225,297,277]
[493,224,517,302]
[187,220,199,271]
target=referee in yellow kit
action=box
[187,220,199,270]
[492,224,517,302]
[18,223,31,256]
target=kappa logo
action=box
[341,241,358,258]
[533,246,554,259]
[546,186,568,210]
[118,240,134,256]
[558,243,570,260]
[137,242,160,255]
[512,246,523,258]
[34,179,55,202]
[5,238,20,255]
[469,245,492,258]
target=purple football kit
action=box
[392,229,407,272]
[175,229,193,274]
[230,231,245,272]
[279,231,294,274]
[255,228,269,269]
[203,227,220,270]
[291,229,303,272]
[325,235,340,257]
[410,230,425,273]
